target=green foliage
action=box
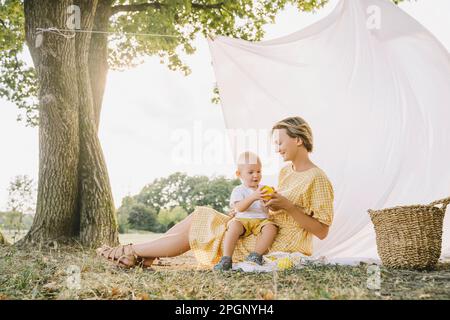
[0,0,331,126]
[0,211,34,230]
[107,0,330,73]
[0,0,38,126]
[190,175,239,212]
[119,201,161,232]
[137,172,198,213]
[137,172,240,213]
[116,172,240,233]
[6,174,36,215]
[0,175,36,238]
[116,196,133,233]
[126,202,160,232]
[0,0,414,125]
[158,206,188,229]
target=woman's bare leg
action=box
[164,213,194,235]
[132,213,194,266]
[133,232,190,258]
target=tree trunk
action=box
[22,0,118,247]
[76,0,118,246]
[23,0,81,244]
[89,0,112,129]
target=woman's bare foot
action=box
[137,257,156,269]
[96,244,138,268]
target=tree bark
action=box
[89,0,112,129]
[23,0,81,244]
[76,0,118,247]
[22,0,118,247]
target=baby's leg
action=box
[255,223,278,255]
[223,219,245,257]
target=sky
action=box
[0,0,449,210]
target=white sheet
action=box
[207,0,450,261]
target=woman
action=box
[97,116,334,268]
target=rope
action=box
[36,27,180,39]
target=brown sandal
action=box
[135,257,156,271]
[96,244,139,269]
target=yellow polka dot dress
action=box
[188,164,334,266]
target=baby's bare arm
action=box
[233,187,266,213]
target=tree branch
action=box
[192,2,225,10]
[110,1,225,16]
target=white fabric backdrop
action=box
[207,0,450,261]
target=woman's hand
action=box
[266,193,329,240]
[264,192,294,212]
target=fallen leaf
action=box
[111,287,121,297]
[137,293,150,300]
[262,290,275,300]
[42,282,59,292]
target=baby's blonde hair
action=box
[236,151,261,170]
[272,116,314,153]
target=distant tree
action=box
[1,211,22,228]
[158,206,188,231]
[190,176,239,212]
[137,172,192,213]
[0,210,34,243]
[127,203,160,232]
[116,196,134,233]
[137,172,239,214]
[115,173,239,233]
[7,175,36,215]
[4,175,36,237]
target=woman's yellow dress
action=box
[188,164,334,266]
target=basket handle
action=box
[428,196,450,211]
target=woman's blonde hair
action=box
[272,116,314,153]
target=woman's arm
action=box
[265,193,329,240]
[285,203,329,240]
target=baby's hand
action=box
[251,186,268,201]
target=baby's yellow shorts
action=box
[228,217,276,237]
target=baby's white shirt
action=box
[229,184,268,219]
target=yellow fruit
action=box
[277,257,294,270]
[261,185,275,201]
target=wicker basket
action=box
[368,196,450,270]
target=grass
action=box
[2,229,28,245]
[0,231,449,300]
